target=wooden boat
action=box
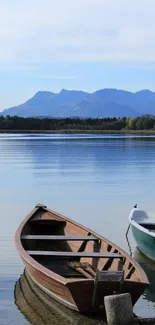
[15,204,148,314]
[129,205,155,262]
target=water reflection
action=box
[134,248,155,304]
[14,270,106,325]
[125,232,155,304]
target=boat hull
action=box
[23,257,147,313]
[23,260,79,311]
[131,224,155,262]
[24,259,108,313]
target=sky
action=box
[1,0,155,110]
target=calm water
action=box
[1,133,155,323]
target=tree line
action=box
[0,115,155,131]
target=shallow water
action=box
[1,133,155,323]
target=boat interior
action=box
[139,222,155,231]
[21,208,140,282]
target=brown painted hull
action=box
[24,260,78,311]
[15,204,149,314]
[24,260,147,313]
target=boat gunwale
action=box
[15,204,149,286]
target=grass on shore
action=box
[1,129,155,134]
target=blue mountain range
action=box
[2,88,155,118]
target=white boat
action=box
[129,205,155,261]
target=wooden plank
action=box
[27,250,123,259]
[22,235,99,241]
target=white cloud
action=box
[0,0,155,65]
[0,63,38,71]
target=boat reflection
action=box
[14,270,106,325]
[134,247,155,303]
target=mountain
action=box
[2,90,88,117]
[1,88,155,118]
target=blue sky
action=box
[1,0,155,110]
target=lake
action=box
[1,133,155,324]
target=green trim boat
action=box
[129,206,155,262]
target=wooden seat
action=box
[96,270,124,281]
[22,235,99,241]
[27,250,123,259]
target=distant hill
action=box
[2,88,155,118]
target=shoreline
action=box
[0,129,155,134]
